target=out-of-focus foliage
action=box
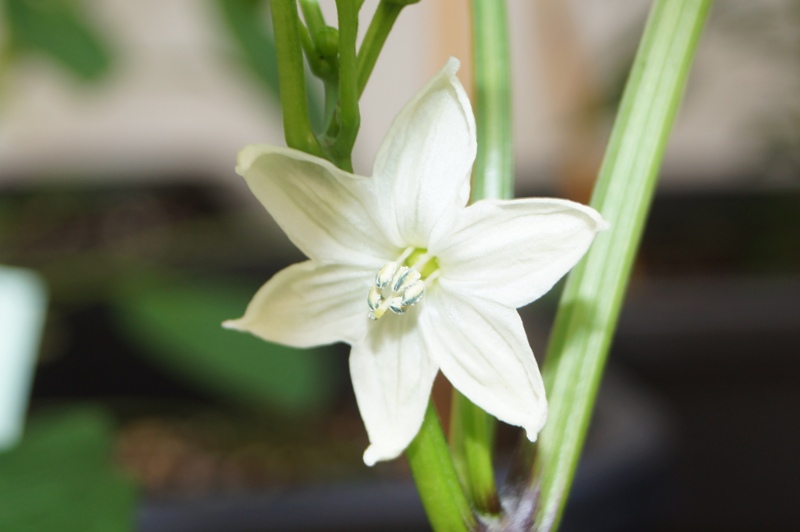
[0,407,136,531]
[3,0,112,80]
[113,275,340,415]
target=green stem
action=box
[328,0,360,171]
[406,402,475,532]
[297,18,325,76]
[299,0,327,46]
[470,0,514,201]
[528,2,713,530]
[356,0,403,97]
[449,391,499,515]
[447,0,514,517]
[270,0,324,157]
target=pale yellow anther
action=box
[376,262,398,289]
[367,248,438,320]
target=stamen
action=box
[367,247,439,320]
[375,262,398,288]
[411,253,433,272]
[387,297,405,314]
[391,267,421,292]
[401,281,425,306]
[367,285,382,311]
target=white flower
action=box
[224,58,607,466]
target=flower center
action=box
[368,247,439,320]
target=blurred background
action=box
[0,0,798,530]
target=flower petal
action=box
[237,145,396,266]
[434,198,607,309]
[349,310,439,465]
[373,57,477,247]
[422,289,547,441]
[224,261,371,348]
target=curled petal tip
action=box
[362,446,380,467]
[221,319,243,331]
[362,443,403,466]
[443,56,460,73]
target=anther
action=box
[391,267,420,292]
[368,249,438,320]
[376,262,398,288]
[387,297,405,314]
[400,281,425,306]
[367,285,382,311]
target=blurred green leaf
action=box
[113,276,340,414]
[0,407,136,532]
[4,0,112,80]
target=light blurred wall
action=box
[0,0,796,190]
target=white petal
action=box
[224,261,371,348]
[237,145,396,266]
[349,310,439,465]
[421,289,547,440]
[433,198,607,309]
[373,57,477,247]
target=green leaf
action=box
[112,275,339,414]
[5,0,112,80]
[529,1,713,530]
[0,407,136,532]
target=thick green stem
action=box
[356,0,403,97]
[406,402,475,532]
[269,0,324,157]
[528,2,713,530]
[447,0,514,517]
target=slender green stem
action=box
[299,0,327,46]
[527,2,713,530]
[297,19,324,75]
[356,0,403,97]
[470,0,514,201]
[328,0,360,171]
[447,0,514,517]
[450,391,499,515]
[269,0,324,157]
[406,402,475,532]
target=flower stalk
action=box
[327,0,360,171]
[527,1,713,530]
[269,0,325,158]
[447,0,514,517]
[406,402,475,532]
[356,0,409,96]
